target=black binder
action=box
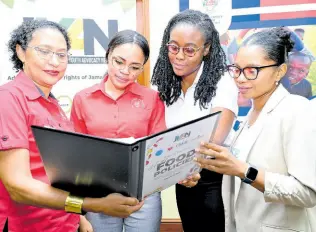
[31,112,220,200]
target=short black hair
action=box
[105,30,150,64]
[241,27,294,65]
[151,9,226,109]
[8,19,71,72]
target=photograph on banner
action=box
[221,25,316,110]
[0,0,136,115]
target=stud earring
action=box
[276,81,279,86]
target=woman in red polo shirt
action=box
[0,20,144,232]
[70,30,199,232]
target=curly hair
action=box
[8,19,71,72]
[151,9,227,109]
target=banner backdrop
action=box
[150,0,316,114]
[0,0,136,114]
[149,0,316,219]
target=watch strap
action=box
[241,176,253,184]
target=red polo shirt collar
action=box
[14,71,56,100]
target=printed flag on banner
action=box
[230,0,316,29]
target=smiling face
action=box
[286,54,311,85]
[234,45,286,100]
[107,43,145,91]
[16,28,68,88]
[167,24,210,78]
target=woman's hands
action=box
[79,216,93,232]
[195,142,247,178]
[178,173,201,188]
[82,193,144,218]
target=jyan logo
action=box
[173,131,191,142]
[23,17,118,55]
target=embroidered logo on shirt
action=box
[131,98,145,109]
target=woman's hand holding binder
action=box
[82,193,144,218]
[178,173,201,188]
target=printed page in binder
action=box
[141,113,220,198]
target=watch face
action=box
[247,167,258,181]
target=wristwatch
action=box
[241,164,258,184]
[65,194,85,214]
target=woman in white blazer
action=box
[196,27,316,232]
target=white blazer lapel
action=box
[232,85,289,204]
[237,114,266,162]
[233,114,266,204]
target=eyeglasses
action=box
[28,46,70,63]
[111,56,144,76]
[166,43,205,57]
[227,64,280,80]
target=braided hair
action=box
[151,9,227,109]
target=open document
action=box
[31,112,221,200]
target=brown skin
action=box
[104,41,201,187]
[168,24,210,95]
[169,24,235,145]
[79,216,94,232]
[234,45,286,115]
[0,29,144,228]
[16,28,68,98]
[105,43,145,100]
[287,55,311,85]
[167,24,236,187]
[196,45,287,192]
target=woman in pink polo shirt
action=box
[71,30,199,232]
[0,20,144,232]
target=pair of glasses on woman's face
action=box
[28,46,70,63]
[166,43,205,57]
[111,56,144,76]
[227,64,280,80]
